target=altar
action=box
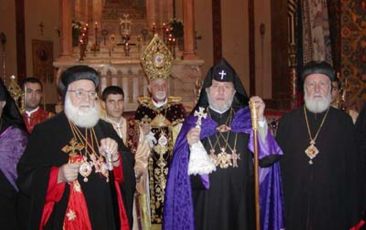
[54,0,203,112]
[54,59,203,111]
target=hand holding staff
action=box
[249,96,264,230]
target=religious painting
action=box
[32,40,54,83]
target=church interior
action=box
[0,0,365,117]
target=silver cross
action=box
[194,107,207,127]
[218,70,226,80]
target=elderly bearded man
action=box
[134,35,186,229]
[277,61,362,230]
[164,58,284,230]
[17,66,135,230]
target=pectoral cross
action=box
[305,140,319,165]
[194,107,207,127]
[62,138,84,156]
[231,149,240,167]
[218,70,226,80]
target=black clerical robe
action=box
[356,103,366,213]
[17,112,135,230]
[191,108,278,230]
[277,106,361,230]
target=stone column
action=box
[59,0,73,58]
[146,0,156,30]
[122,77,129,103]
[92,0,103,25]
[183,0,195,59]
[165,0,174,20]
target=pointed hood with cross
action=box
[192,58,249,113]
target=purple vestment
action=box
[0,126,27,191]
[163,107,284,230]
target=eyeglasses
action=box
[305,81,330,90]
[68,90,98,99]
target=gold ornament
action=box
[7,75,25,113]
[140,34,173,81]
[304,106,329,164]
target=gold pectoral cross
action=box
[217,147,232,168]
[62,138,84,156]
[231,149,240,168]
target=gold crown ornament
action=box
[140,34,173,81]
[7,75,25,113]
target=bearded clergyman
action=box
[134,35,186,229]
[277,61,362,230]
[17,65,135,230]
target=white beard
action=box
[207,90,235,114]
[304,91,332,113]
[64,95,100,128]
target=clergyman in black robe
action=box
[356,102,366,219]
[277,61,362,230]
[17,65,135,230]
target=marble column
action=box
[164,0,174,22]
[146,0,156,30]
[92,0,103,25]
[59,0,73,58]
[183,0,196,59]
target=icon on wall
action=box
[32,39,54,83]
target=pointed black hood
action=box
[193,58,249,113]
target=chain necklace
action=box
[220,131,240,167]
[207,108,233,152]
[207,108,240,168]
[106,116,124,139]
[68,121,109,182]
[303,106,330,165]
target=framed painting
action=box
[32,39,54,82]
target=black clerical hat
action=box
[193,58,248,112]
[211,60,235,83]
[301,61,335,81]
[58,65,100,95]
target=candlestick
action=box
[94,22,98,46]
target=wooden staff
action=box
[249,100,260,230]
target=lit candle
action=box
[152,22,156,34]
[94,22,98,45]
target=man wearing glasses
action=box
[17,65,135,230]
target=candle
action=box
[94,22,98,45]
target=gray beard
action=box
[64,95,100,128]
[206,91,235,114]
[304,91,332,113]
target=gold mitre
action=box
[141,34,173,81]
